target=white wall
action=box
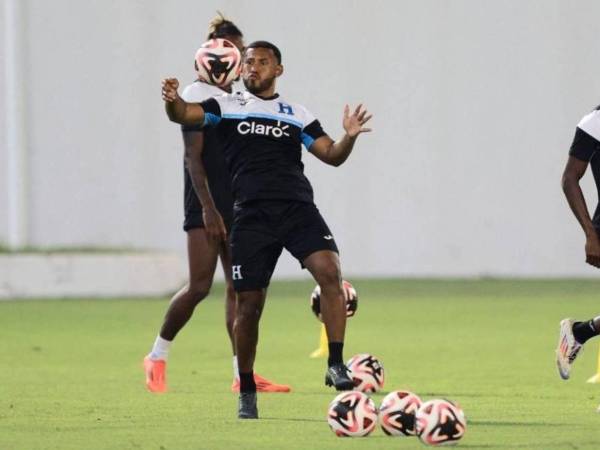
[1,0,600,277]
[0,1,8,243]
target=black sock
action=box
[239,371,256,393]
[573,320,599,344]
[328,342,344,367]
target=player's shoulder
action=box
[181,80,227,102]
[275,96,318,126]
[577,105,600,141]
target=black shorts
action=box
[230,200,339,292]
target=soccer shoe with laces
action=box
[231,373,291,393]
[143,356,167,393]
[556,318,583,380]
[325,363,355,391]
[238,392,258,419]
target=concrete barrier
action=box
[0,252,186,299]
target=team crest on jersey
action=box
[234,92,249,106]
[278,102,294,115]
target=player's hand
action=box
[161,78,180,102]
[585,234,600,268]
[203,207,227,244]
[343,104,373,138]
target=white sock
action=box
[149,335,172,361]
[233,355,239,381]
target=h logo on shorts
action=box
[232,265,243,280]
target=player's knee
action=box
[187,281,212,303]
[236,294,262,322]
[317,266,342,292]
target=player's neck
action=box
[250,90,279,101]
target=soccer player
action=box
[161,41,372,418]
[556,104,600,380]
[144,16,290,394]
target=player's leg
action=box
[302,250,353,391]
[229,205,283,418]
[220,242,291,393]
[556,315,600,380]
[283,202,353,390]
[235,289,267,419]
[144,227,220,392]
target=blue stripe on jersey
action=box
[301,132,315,150]
[222,113,303,129]
[204,112,221,127]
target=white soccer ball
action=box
[327,391,378,437]
[379,390,422,436]
[310,280,358,322]
[415,399,467,446]
[346,353,385,393]
[194,38,241,87]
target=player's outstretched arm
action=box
[162,78,205,126]
[309,104,372,167]
[562,156,600,268]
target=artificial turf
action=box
[2,279,600,449]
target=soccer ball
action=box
[415,399,466,446]
[346,353,385,393]
[310,280,358,322]
[194,38,241,87]
[379,390,422,436]
[327,391,378,437]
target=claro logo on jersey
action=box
[237,120,290,138]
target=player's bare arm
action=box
[162,78,206,126]
[562,155,600,268]
[183,131,227,243]
[309,104,372,167]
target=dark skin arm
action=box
[162,78,206,125]
[309,104,372,166]
[183,131,227,243]
[562,155,600,268]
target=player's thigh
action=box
[230,209,283,292]
[186,227,220,286]
[303,250,343,288]
[219,239,234,284]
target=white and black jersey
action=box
[570,105,600,229]
[198,91,327,205]
[180,81,234,231]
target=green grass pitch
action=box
[2,279,600,449]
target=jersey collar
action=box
[245,91,280,101]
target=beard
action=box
[243,75,276,95]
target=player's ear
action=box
[276,64,284,78]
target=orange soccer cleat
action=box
[231,373,291,393]
[143,356,167,393]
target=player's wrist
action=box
[585,227,599,239]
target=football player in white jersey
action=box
[556,105,600,381]
[144,14,290,394]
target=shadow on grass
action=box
[461,443,585,449]
[260,417,324,423]
[469,419,571,427]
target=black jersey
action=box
[199,91,327,206]
[569,105,600,228]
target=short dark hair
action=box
[245,41,282,64]
[207,12,243,40]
